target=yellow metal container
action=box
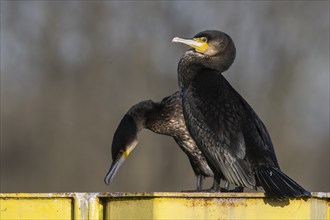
[1,192,329,219]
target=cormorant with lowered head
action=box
[104,91,242,192]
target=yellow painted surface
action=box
[328,199,330,220]
[104,192,329,220]
[1,192,329,220]
[0,196,72,220]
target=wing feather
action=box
[183,83,255,188]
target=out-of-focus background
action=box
[1,1,329,193]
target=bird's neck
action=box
[177,51,227,90]
[178,62,203,90]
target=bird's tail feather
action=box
[256,167,311,200]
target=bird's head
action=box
[172,30,236,72]
[104,114,139,185]
[104,100,157,185]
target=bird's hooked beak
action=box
[172,36,209,53]
[104,140,138,185]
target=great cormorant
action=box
[172,30,311,199]
[104,92,242,192]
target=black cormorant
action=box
[104,92,242,192]
[172,30,311,199]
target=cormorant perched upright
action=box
[104,92,242,192]
[172,30,311,199]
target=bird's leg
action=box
[209,175,221,192]
[189,174,221,192]
[220,181,244,193]
[224,181,230,189]
[221,186,244,192]
[181,175,204,192]
[196,175,203,191]
[232,186,244,192]
[197,174,222,192]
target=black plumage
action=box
[172,30,311,199]
[104,91,242,191]
[104,92,218,190]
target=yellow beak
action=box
[172,37,209,53]
[104,141,138,185]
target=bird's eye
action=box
[200,37,207,43]
[115,150,125,159]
